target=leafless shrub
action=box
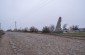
[22,27,28,32]
[70,25,79,30]
[42,26,50,33]
[49,25,55,33]
[29,26,38,32]
[7,29,12,32]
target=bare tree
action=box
[7,29,12,32]
[42,26,50,33]
[29,26,38,32]
[23,27,28,32]
[63,24,67,30]
[70,25,79,30]
[49,25,55,33]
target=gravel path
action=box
[0,32,85,55]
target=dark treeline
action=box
[6,24,82,33]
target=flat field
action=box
[0,32,85,55]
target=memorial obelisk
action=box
[56,17,62,32]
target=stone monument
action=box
[56,17,62,32]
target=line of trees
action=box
[7,24,80,33]
[7,25,55,33]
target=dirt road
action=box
[0,32,85,55]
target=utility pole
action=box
[14,21,17,31]
[15,21,17,29]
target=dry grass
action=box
[55,32,85,37]
[35,32,85,40]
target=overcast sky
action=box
[0,0,85,30]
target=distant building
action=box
[65,28,85,33]
[79,28,85,32]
